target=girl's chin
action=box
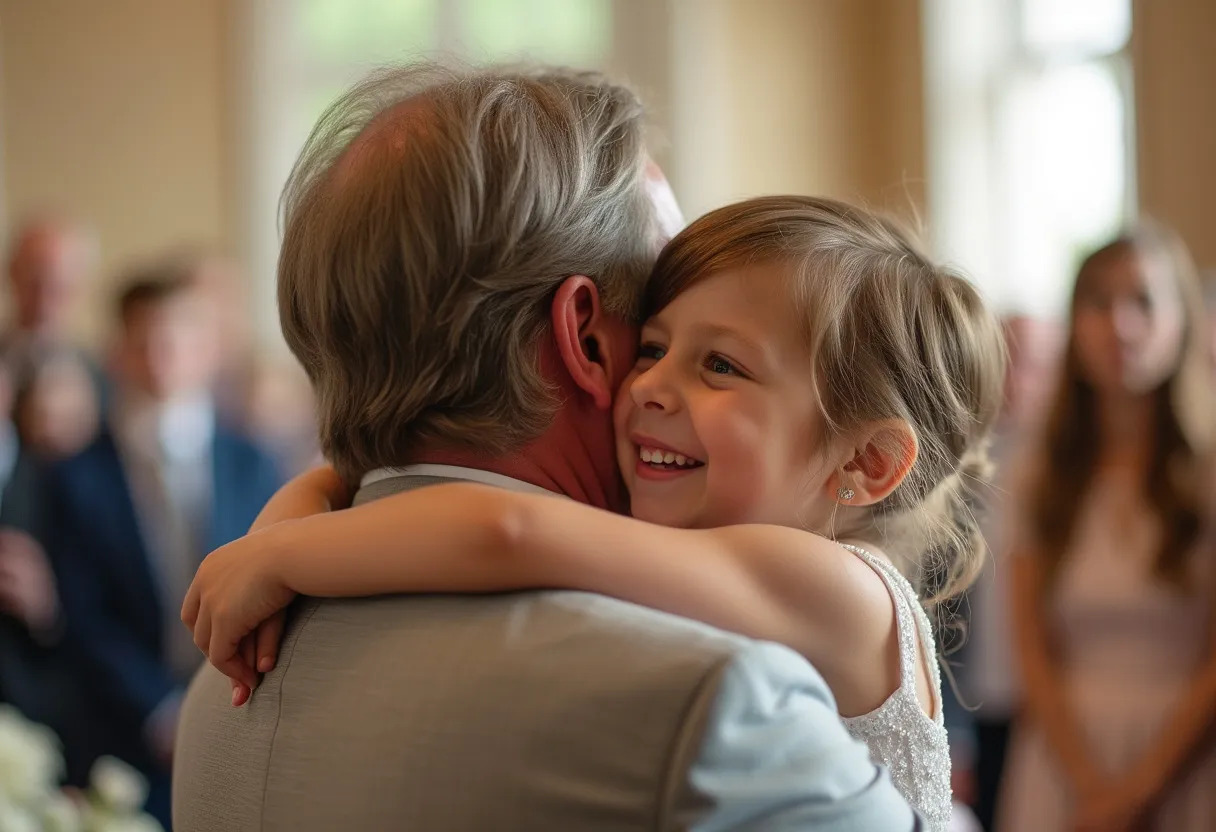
[627,498,698,529]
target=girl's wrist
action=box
[261,519,306,590]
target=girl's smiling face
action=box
[613,264,842,530]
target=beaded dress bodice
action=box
[840,545,952,831]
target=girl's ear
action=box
[833,421,918,506]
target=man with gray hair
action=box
[173,63,918,830]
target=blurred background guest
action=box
[1001,222,1216,831]
[158,246,256,427]
[3,218,106,402]
[151,248,321,474]
[0,353,100,786]
[13,348,101,463]
[240,358,320,476]
[45,264,283,826]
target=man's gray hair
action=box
[278,62,658,483]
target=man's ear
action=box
[551,275,614,411]
[834,421,919,507]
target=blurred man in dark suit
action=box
[47,264,282,826]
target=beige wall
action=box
[668,0,924,222]
[1133,0,1216,269]
[0,0,232,345]
[4,0,1207,344]
[0,0,924,346]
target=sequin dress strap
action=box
[837,543,952,831]
[839,543,942,721]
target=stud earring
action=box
[838,487,856,502]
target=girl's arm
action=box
[1010,551,1107,802]
[195,464,350,701]
[184,482,890,699]
[250,465,351,532]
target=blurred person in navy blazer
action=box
[0,355,95,780]
[46,263,282,826]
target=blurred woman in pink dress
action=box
[1000,221,1216,831]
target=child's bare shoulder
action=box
[710,525,896,650]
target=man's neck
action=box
[412,450,617,512]
[413,411,624,513]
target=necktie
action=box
[131,444,209,682]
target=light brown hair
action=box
[278,62,660,483]
[646,195,1007,608]
[1030,220,1214,585]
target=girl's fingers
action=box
[256,611,287,673]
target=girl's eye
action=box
[705,354,738,376]
[638,343,667,362]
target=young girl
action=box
[183,196,1007,830]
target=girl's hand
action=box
[181,524,299,694]
[229,614,286,707]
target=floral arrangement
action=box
[0,705,162,832]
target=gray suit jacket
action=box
[173,474,916,830]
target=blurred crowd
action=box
[0,216,317,827]
[948,222,1216,830]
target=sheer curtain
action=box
[923,0,1134,316]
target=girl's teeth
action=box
[638,445,700,468]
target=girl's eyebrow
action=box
[641,315,670,336]
[689,322,771,364]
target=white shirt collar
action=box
[360,464,558,497]
[114,392,215,463]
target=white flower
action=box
[83,809,164,832]
[0,793,44,832]
[41,792,83,832]
[0,705,63,802]
[0,708,160,832]
[88,758,148,815]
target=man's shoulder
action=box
[281,591,836,746]
[297,590,759,664]
[176,595,869,831]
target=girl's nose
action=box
[629,362,681,413]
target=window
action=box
[239,0,612,344]
[923,0,1133,316]
[294,0,612,117]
